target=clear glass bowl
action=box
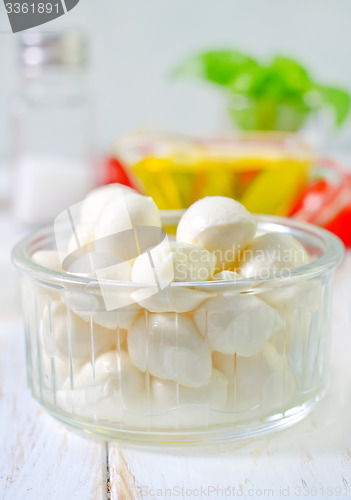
[12,213,344,444]
[116,131,314,214]
[228,95,311,132]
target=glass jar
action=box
[11,31,95,228]
[12,214,344,444]
[228,94,311,132]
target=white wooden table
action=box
[1,253,351,500]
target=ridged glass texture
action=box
[13,214,344,444]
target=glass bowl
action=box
[228,95,311,132]
[12,213,344,444]
[116,131,314,215]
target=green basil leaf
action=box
[229,56,312,102]
[172,49,351,129]
[271,56,311,93]
[172,50,257,86]
[316,85,351,126]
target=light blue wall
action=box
[1,0,351,158]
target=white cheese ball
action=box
[41,300,115,363]
[176,196,257,269]
[56,185,135,274]
[132,241,217,283]
[63,280,140,330]
[65,251,132,279]
[78,309,139,332]
[213,348,295,412]
[32,250,63,272]
[151,368,227,412]
[80,183,137,228]
[261,369,296,410]
[127,313,212,388]
[207,270,252,294]
[41,351,83,389]
[194,294,282,357]
[95,192,161,259]
[68,351,145,404]
[60,184,137,264]
[270,307,321,392]
[213,271,241,281]
[130,286,213,314]
[130,241,216,313]
[238,232,309,279]
[28,252,62,301]
[67,226,95,257]
[259,279,322,315]
[58,351,146,418]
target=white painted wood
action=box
[108,252,351,500]
[108,387,351,499]
[0,319,106,500]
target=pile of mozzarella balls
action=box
[32,184,319,426]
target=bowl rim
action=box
[116,130,315,162]
[12,212,345,289]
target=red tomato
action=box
[325,207,351,247]
[290,179,331,218]
[103,156,139,191]
[291,160,351,246]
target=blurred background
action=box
[1,0,351,156]
[1,0,351,318]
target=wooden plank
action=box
[108,393,351,500]
[108,251,351,500]
[0,320,106,500]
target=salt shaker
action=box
[12,31,95,228]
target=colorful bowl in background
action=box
[115,131,314,216]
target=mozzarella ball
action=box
[95,192,161,259]
[58,351,146,419]
[259,279,322,315]
[261,341,286,372]
[93,260,135,314]
[95,258,132,281]
[261,369,296,410]
[270,308,311,356]
[57,184,137,267]
[127,313,212,388]
[132,241,217,283]
[65,251,132,280]
[26,258,61,303]
[213,348,295,412]
[78,309,139,332]
[213,271,241,281]
[130,241,216,313]
[238,232,309,279]
[151,368,227,412]
[67,351,145,402]
[176,196,257,269]
[56,223,95,274]
[41,300,115,363]
[63,280,140,330]
[67,226,95,257]
[206,270,252,295]
[41,351,83,389]
[130,285,212,314]
[194,294,282,356]
[32,250,63,272]
[80,183,137,228]
[270,307,321,392]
